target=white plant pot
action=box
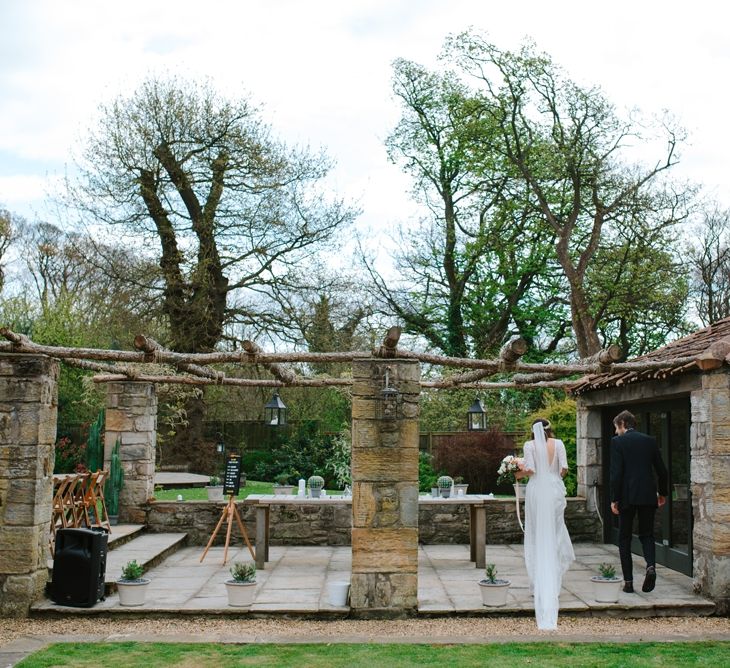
[206,485,224,501]
[310,488,322,498]
[117,579,150,606]
[225,580,256,607]
[591,576,623,603]
[326,581,350,607]
[478,580,510,607]
[453,484,469,496]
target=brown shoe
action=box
[623,581,634,593]
[642,566,656,592]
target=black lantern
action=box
[377,366,400,420]
[467,398,487,431]
[264,391,288,426]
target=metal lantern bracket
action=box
[377,366,400,420]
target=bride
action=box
[518,418,575,629]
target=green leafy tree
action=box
[446,31,688,357]
[365,59,564,359]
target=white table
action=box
[244,493,489,569]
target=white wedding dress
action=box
[523,423,575,630]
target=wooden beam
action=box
[242,340,297,384]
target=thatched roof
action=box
[571,317,730,395]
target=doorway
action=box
[602,399,693,576]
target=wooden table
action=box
[244,493,489,569]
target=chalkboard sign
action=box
[223,453,242,496]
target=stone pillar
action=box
[105,382,157,524]
[350,359,419,615]
[575,400,603,510]
[690,371,730,613]
[0,354,58,616]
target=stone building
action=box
[573,317,730,613]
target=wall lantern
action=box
[264,391,288,427]
[377,366,400,420]
[216,441,225,454]
[467,398,487,431]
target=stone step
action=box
[39,531,188,610]
[104,532,188,593]
[107,524,146,550]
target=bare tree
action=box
[68,77,354,464]
[688,206,730,326]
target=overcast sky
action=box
[1,0,728,241]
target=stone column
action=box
[690,371,730,613]
[575,401,603,510]
[0,353,58,616]
[350,359,420,614]
[105,381,157,524]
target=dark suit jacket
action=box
[610,429,669,509]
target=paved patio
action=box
[33,543,714,617]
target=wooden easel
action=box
[200,495,255,565]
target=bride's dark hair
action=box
[532,417,553,438]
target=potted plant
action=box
[117,559,150,606]
[307,475,325,498]
[453,476,469,496]
[478,563,510,607]
[225,561,257,607]
[591,562,622,603]
[273,472,296,495]
[436,475,454,498]
[206,475,224,501]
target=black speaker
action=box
[51,527,108,607]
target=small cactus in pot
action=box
[307,475,325,498]
[436,475,454,498]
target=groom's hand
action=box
[657,495,666,507]
[610,502,619,515]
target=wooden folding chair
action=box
[49,475,75,556]
[60,473,84,528]
[84,470,111,532]
[71,472,93,527]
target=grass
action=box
[154,480,273,501]
[153,481,343,501]
[17,641,730,668]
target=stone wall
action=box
[145,497,600,546]
[690,371,730,614]
[0,354,58,616]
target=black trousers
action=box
[618,504,657,581]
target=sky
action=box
[1,0,729,245]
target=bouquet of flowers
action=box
[496,455,525,486]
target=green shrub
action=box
[418,451,439,492]
[53,436,85,474]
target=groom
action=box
[610,410,668,594]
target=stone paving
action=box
[32,543,713,616]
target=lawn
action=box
[153,481,343,501]
[154,480,274,501]
[17,641,730,668]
